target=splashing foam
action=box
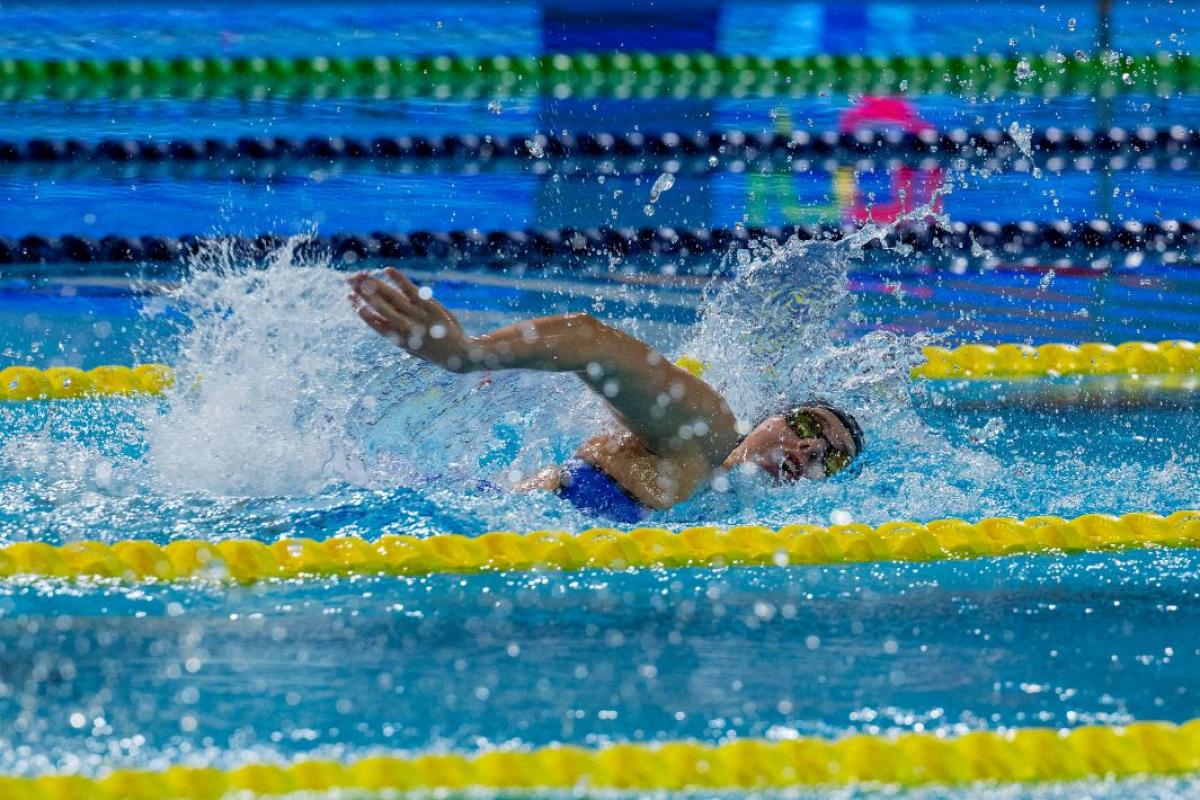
[143,237,383,495]
[69,214,1192,532]
[137,209,1005,526]
[676,207,1018,524]
[139,236,591,505]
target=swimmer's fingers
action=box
[364,274,421,318]
[383,267,422,301]
[352,285,415,335]
[349,293,391,335]
[359,277,418,321]
[383,267,464,336]
[363,293,418,337]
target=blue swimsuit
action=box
[556,459,647,524]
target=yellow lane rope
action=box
[912,340,1200,380]
[2,340,1198,401]
[684,341,1200,381]
[5,719,1199,797]
[2,511,1197,584]
[0,364,172,400]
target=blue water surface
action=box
[2,0,1200,794]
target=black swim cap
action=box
[801,403,865,456]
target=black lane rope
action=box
[3,220,1198,267]
[2,151,1193,183]
[2,126,1196,166]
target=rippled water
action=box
[2,226,1199,544]
[0,231,1196,787]
[3,1,1199,793]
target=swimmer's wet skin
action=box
[348,268,862,520]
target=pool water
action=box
[2,0,1200,796]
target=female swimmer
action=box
[348,268,863,523]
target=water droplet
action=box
[1015,59,1033,81]
[1007,121,1034,156]
[899,79,909,91]
[487,99,502,114]
[707,155,718,167]
[1067,17,1077,31]
[524,139,545,158]
[643,204,656,217]
[649,172,676,203]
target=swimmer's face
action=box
[723,407,859,481]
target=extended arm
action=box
[348,268,740,462]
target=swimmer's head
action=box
[724,403,863,481]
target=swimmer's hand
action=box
[347,268,475,372]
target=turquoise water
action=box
[0,240,1198,787]
[2,234,1199,539]
[4,0,1200,795]
[0,553,1197,776]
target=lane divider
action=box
[4,219,1198,266]
[5,718,1200,796]
[0,50,1188,100]
[4,341,1199,402]
[914,341,1200,380]
[0,511,1197,583]
[0,145,1186,185]
[2,125,1195,165]
[0,364,172,400]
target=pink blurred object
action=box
[836,96,942,223]
[838,96,934,134]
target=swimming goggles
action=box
[784,409,854,477]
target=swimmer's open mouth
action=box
[780,454,805,481]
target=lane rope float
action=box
[0,50,1189,100]
[0,510,1197,583]
[2,125,1195,166]
[4,718,1200,797]
[0,145,1186,185]
[3,340,1199,403]
[0,364,172,400]
[914,341,1200,380]
[5,219,1199,267]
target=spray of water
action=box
[4,207,1198,541]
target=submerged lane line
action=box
[4,340,1200,402]
[1,511,1197,584]
[5,719,1200,796]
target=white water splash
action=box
[142,237,379,495]
[137,235,602,502]
[1007,121,1034,157]
[649,172,675,203]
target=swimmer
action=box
[348,268,863,523]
